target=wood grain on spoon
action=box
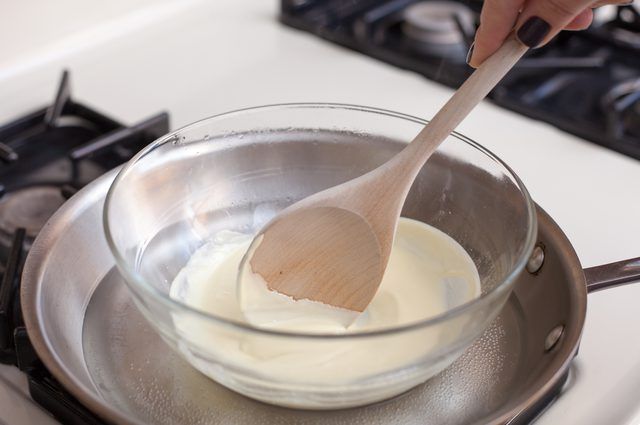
[242,35,529,312]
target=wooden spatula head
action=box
[243,206,383,312]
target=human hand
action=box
[467,0,634,67]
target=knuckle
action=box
[487,0,513,10]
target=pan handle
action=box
[584,257,640,293]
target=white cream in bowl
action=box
[169,217,481,405]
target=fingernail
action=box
[517,16,551,48]
[465,41,475,66]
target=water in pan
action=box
[82,268,524,424]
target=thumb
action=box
[515,0,595,47]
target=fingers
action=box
[468,0,525,68]
[514,0,594,47]
[564,8,594,30]
[468,0,633,68]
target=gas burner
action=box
[0,186,66,240]
[402,1,474,56]
[0,70,170,258]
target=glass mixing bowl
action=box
[104,103,537,409]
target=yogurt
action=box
[237,217,481,332]
[169,217,481,387]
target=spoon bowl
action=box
[239,206,382,311]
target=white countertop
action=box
[1,1,640,424]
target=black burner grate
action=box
[281,0,640,159]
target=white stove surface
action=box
[1,1,640,424]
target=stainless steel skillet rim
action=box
[102,102,539,339]
[480,206,588,425]
[20,169,139,424]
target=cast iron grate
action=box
[281,0,640,160]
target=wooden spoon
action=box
[239,36,528,313]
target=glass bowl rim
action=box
[103,102,538,339]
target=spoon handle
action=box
[395,35,528,181]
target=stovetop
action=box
[280,0,640,159]
[1,2,640,423]
[0,71,169,424]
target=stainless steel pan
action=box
[21,117,640,425]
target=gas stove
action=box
[0,71,169,424]
[280,0,640,159]
[0,1,640,424]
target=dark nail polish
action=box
[465,42,475,65]
[517,16,551,48]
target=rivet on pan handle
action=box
[584,257,640,293]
